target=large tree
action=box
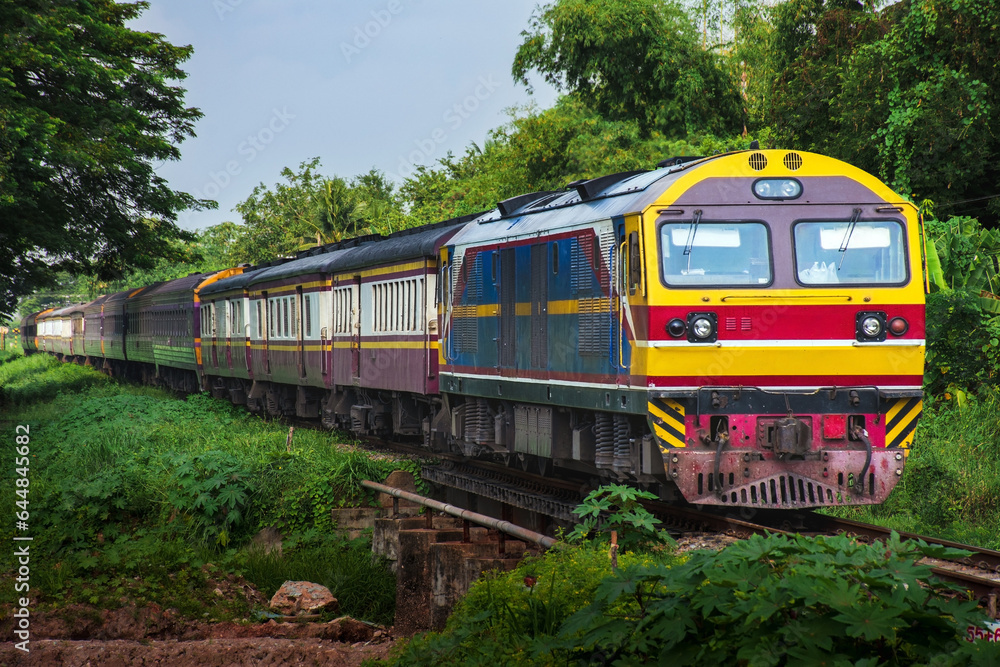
[736,0,1000,223]
[512,0,745,138]
[0,0,210,318]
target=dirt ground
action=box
[0,604,396,666]
[0,638,394,666]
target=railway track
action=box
[407,460,1000,615]
[287,422,1000,615]
[798,513,1000,609]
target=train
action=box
[21,149,925,509]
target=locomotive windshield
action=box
[794,220,906,285]
[660,221,771,286]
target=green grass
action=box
[240,536,397,624]
[0,353,106,404]
[826,391,1000,548]
[0,347,22,365]
[0,355,419,623]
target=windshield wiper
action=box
[683,210,703,256]
[838,208,863,270]
[683,210,703,273]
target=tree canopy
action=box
[736,0,1000,222]
[512,0,745,138]
[0,0,210,318]
[228,158,404,266]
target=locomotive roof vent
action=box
[497,190,561,217]
[749,152,768,171]
[784,152,803,171]
[656,155,704,169]
[570,170,648,202]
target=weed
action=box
[0,354,107,404]
[567,483,676,553]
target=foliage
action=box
[238,535,397,625]
[229,159,406,265]
[549,532,993,665]
[13,272,95,319]
[401,96,761,227]
[920,215,1000,394]
[229,158,330,264]
[164,450,253,547]
[736,0,1000,223]
[386,543,666,666]
[924,215,1000,305]
[568,484,676,553]
[0,356,411,622]
[513,0,744,137]
[0,0,212,319]
[0,353,108,404]
[106,223,244,290]
[387,534,998,666]
[924,289,1000,395]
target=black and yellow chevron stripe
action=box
[649,397,686,449]
[885,397,921,449]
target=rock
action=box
[269,581,339,616]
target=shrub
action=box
[389,543,661,666]
[552,532,996,665]
[388,533,1000,666]
[924,289,1000,395]
[567,483,675,553]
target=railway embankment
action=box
[7,352,1000,664]
[0,354,408,647]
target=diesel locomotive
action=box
[22,149,925,509]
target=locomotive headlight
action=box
[861,316,882,337]
[686,312,718,343]
[855,311,887,342]
[753,178,802,200]
[692,317,714,339]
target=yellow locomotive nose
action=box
[632,150,924,507]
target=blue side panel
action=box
[445,224,625,383]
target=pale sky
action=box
[131,1,561,231]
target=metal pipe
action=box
[361,479,558,549]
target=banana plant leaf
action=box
[978,291,1000,315]
[924,237,947,291]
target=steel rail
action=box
[802,514,1000,574]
